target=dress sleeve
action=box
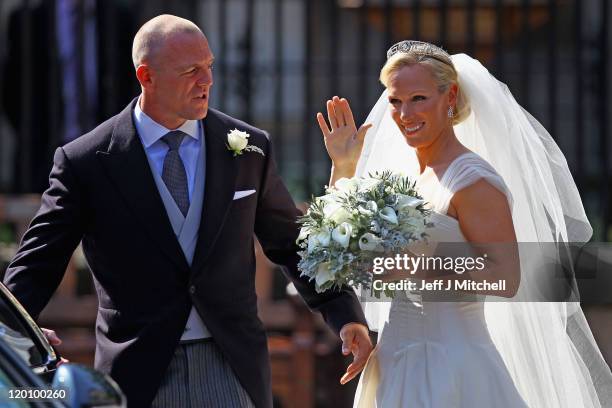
[438,154,513,214]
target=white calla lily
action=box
[332,222,353,248]
[379,206,399,225]
[359,233,384,252]
[359,201,378,216]
[370,220,381,233]
[315,262,334,287]
[396,194,424,210]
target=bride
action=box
[316,41,612,407]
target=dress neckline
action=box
[418,151,477,182]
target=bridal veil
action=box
[356,52,612,407]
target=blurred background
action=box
[0,0,611,407]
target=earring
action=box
[448,106,454,118]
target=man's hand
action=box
[339,323,373,385]
[41,328,62,346]
[41,328,69,366]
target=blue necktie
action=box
[161,131,190,217]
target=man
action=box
[3,15,371,408]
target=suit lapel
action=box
[191,109,239,275]
[96,99,191,276]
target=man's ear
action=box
[135,64,153,88]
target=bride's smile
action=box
[402,122,424,134]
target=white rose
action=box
[322,200,341,217]
[358,178,382,192]
[379,206,399,225]
[334,177,359,193]
[298,226,311,241]
[332,222,353,248]
[315,262,335,287]
[413,218,427,235]
[359,233,384,252]
[321,199,351,224]
[227,129,249,151]
[402,218,426,236]
[307,228,332,253]
[329,207,351,224]
[398,206,420,218]
[320,194,336,204]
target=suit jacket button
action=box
[189,285,196,294]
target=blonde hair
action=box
[379,52,471,125]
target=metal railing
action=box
[0,0,610,239]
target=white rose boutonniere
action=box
[226,129,265,157]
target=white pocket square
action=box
[233,190,256,200]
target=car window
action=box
[0,300,45,368]
[0,366,30,408]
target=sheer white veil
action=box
[356,51,612,407]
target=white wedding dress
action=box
[354,152,528,408]
[353,52,612,407]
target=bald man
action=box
[3,14,370,408]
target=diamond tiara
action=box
[386,40,453,66]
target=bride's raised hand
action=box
[317,96,372,175]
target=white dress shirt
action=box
[133,98,202,200]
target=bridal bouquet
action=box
[297,171,431,293]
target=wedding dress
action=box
[354,152,528,408]
[352,49,612,407]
